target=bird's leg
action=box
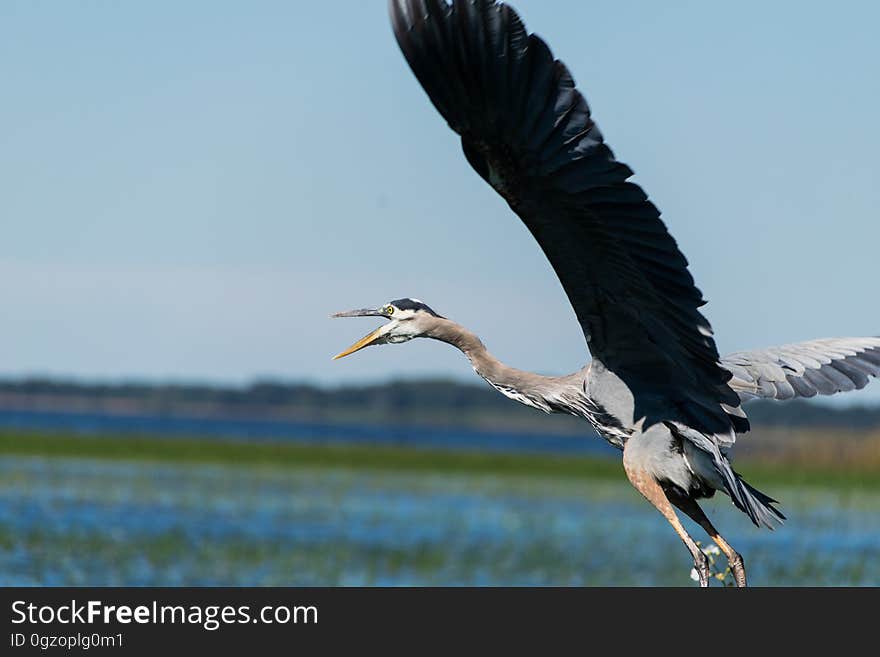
[668,493,747,588]
[622,459,710,587]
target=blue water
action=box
[1,456,878,586]
[3,410,878,585]
[0,408,615,456]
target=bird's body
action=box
[332,0,880,586]
[414,315,880,524]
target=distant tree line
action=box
[0,378,511,412]
[1,377,879,431]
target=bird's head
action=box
[331,298,444,360]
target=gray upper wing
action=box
[390,0,745,440]
[723,338,880,402]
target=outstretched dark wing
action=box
[390,0,744,438]
[724,338,880,402]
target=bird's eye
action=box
[385,306,394,315]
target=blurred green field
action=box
[0,430,622,479]
[2,429,880,586]
[2,429,880,490]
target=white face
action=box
[380,304,422,343]
[331,300,437,360]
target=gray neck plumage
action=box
[423,317,586,413]
[424,317,501,379]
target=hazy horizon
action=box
[2,1,878,403]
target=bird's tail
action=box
[726,470,786,529]
[672,421,786,529]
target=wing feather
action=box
[390,0,745,439]
[724,338,880,402]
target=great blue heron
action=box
[332,0,880,586]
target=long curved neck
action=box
[423,317,572,393]
[423,316,592,419]
[424,317,502,379]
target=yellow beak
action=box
[332,327,385,360]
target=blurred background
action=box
[1,0,879,585]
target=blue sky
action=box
[1,1,878,402]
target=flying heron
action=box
[332,0,880,586]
